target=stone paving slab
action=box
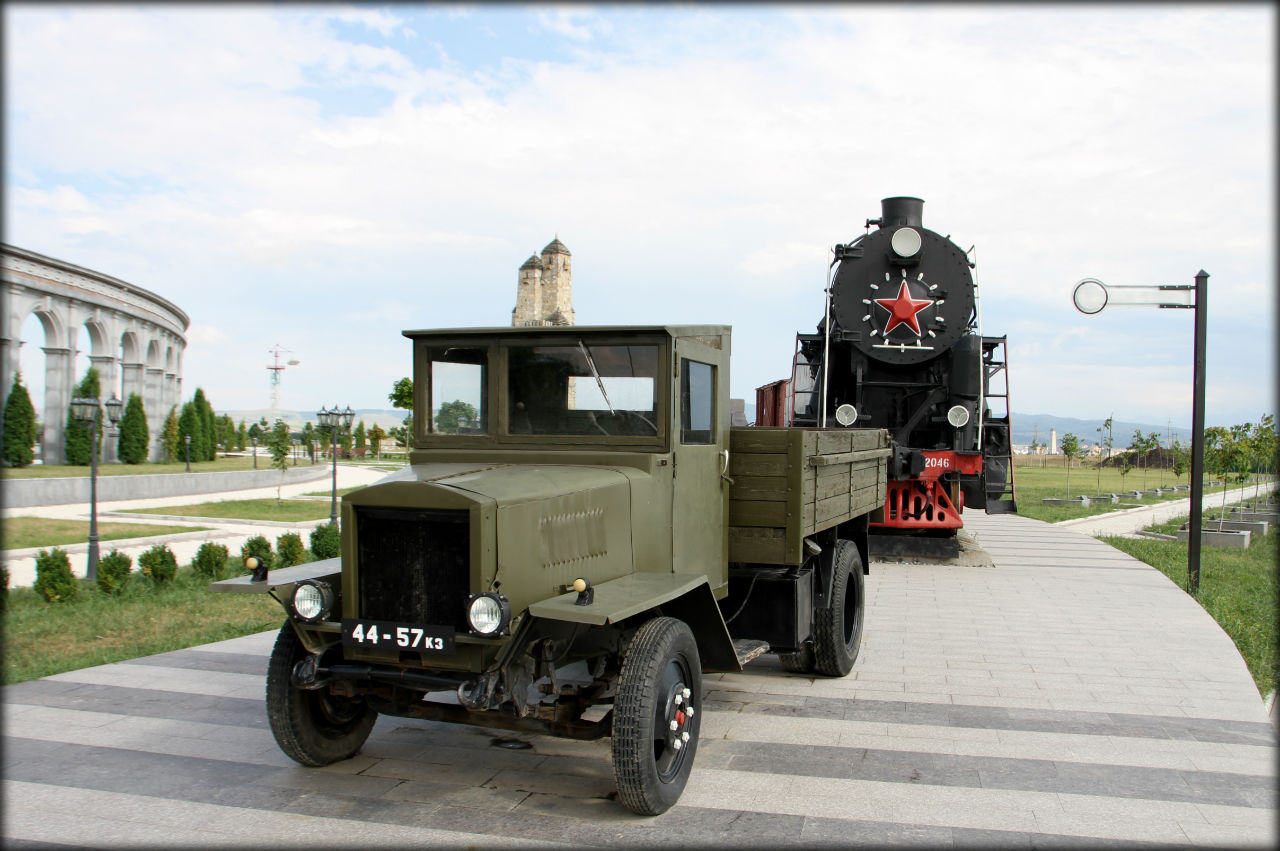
[2,511,1276,847]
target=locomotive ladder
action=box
[981,336,1018,513]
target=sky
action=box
[4,3,1274,435]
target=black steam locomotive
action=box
[758,196,1015,556]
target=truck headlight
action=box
[467,593,511,636]
[291,579,335,623]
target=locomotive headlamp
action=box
[947,405,971,428]
[467,592,511,636]
[290,579,335,623]
[834,404,858,426]
[890,227,922,258]
[1072,278,1109,314]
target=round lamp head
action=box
[834,404,858,427]
[890,227,922,258]
[1072,278,1109,314]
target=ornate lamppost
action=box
[317,405,355,526]
[71,394,123,583]
[184,434,192,472]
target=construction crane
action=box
[267,344,300,425]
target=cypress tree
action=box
[117,393,149,464]
[177,401,203,466]
[160,405,180,462]
[64,367,102,466]
[237,420,248,451]
[193,388,215,461]
[3,372,39,467]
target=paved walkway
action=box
[2,465,391,587]
[2,511,1274,847]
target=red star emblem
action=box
[874,280,932,336]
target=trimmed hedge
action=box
[276,533,306,567]
[34,548,78,603]
[193,542,230,580]
[138,544,178,584]
[96,550,134,594]
[310,522,340,560]
[240,535,273,572]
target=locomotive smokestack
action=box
[880,197,924,228]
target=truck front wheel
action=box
[611,616,702,815]
[812,540,866,676]
[266,621,378,766]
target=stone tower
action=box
[512,237,574,326]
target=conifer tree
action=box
[117,393,149,464]
[177,401,204,466]
[353,420,366,451]
[64,367,102,466]
[160,405,180,462]
[237,420,248,451]
[2,372,39,467]
[193,388,216,461]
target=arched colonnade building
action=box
[2,244,188,464]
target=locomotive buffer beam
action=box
[868,532,960,560]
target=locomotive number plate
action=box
[341,619,455,653]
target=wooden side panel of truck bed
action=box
[727,427,890,565]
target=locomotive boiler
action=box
[758,196,1016,556]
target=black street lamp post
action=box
[1072,271,1208,594]
[184,434,192,472]
[71,395,123,583]
[317,405,356,526]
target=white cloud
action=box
[4,5,1272,424]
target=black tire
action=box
[266,621,377,766]
[611,617,702,816]
[778,643,815,674]
[812,540,866,677]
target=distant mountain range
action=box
[231,407,1189,450]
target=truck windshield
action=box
[507,343,659,436]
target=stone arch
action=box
[2,244,189,463]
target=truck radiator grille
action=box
[354,507,470,630]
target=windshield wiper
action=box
[578,340,616,415]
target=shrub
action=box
[34,548,78,603]
[310,522,340,560]
[192,542,230,580]
[96,550,134,594]
[138,544,178,584]
[241,535,274,572]
[3,372,38,468]
[276,533,306,567]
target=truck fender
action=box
[526,573,741,673]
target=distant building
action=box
[512,238,575,327]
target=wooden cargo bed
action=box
[727,427,890,565]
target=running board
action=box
[733,638,770,666]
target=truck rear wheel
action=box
[266,621,377,766]
[611,616,702,815]
[812,540,865,677]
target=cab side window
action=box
[680,359,714,444]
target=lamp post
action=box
[251,435,258,469]
[184,434,192,472]
[318,405,355,526]
[71,395,123,583]
[1072,271,1208,594]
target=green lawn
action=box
[2,517,209,550]
[1104,524,1276,697]
[122,498,334,522]
[1012,463,1246,523]
[3,565,283,684]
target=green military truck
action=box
[212,324,888,815]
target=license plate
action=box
[341,619,455,653]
